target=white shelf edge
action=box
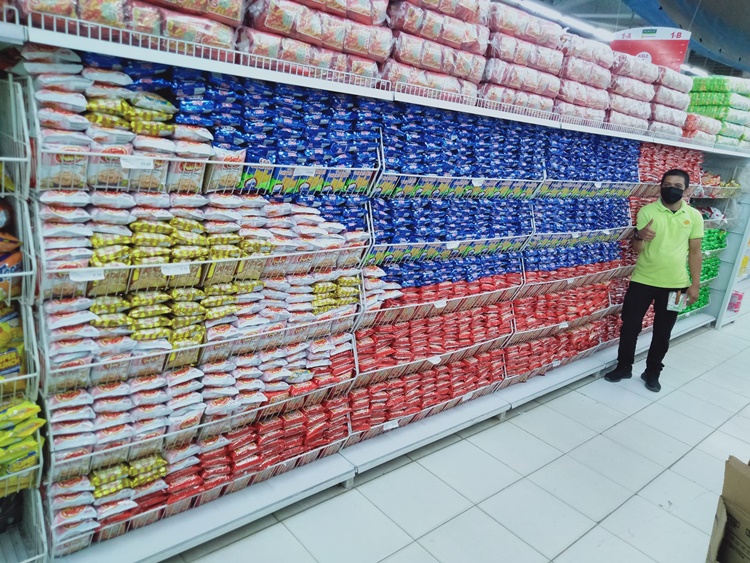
[339,392,511,473]
[59,454,356,563]
[0,22,745,159]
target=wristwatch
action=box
[633,229,643,241]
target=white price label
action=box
[602,229,611,235]
[571,232,581,239]
[559,321,569,329]
[383,420,399,431]
[293,166,316,177]
[461,391,473,403]
[433,299,447,309]
[446,241,461,250]
[69,268,105,282]
[120,156,154,170]
[471,178,484,187]
[566,278,575,284]
[427,355,442,366]
[594,182,602,188]
[161,263,191,276]
[551,360,562,367]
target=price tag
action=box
[446,241,460,250]
[471,178,484,187]
[69,269,105,282]
[602,229,611,235]
[594,182,602,189]
[427,355,442,366]
[433,299,447,309]
[161,263,191,276]
[552,360,562,367]
[293,166,316,177]
[382,420,399,431]
[559,321,569,329]
[120,156,154,170]
[566,278,575,284]
[571,232,581,239]
[461,391,473,403]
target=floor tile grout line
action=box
[278,520,323,563]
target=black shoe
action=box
[641,372,662,393]
[604,366,632,382]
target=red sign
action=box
[610,27,691,71]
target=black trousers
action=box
[617,281,682,376]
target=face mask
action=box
[661,187,684,204]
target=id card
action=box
[667,291,687,312]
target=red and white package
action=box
[560,56,611,89]
[652,85,691,111]
[131,404,173,421]
[50,476,95,496]
[479,84,553,112]
[50,406,96,423]
[52,505,98,528]
[483,59,560,98]
[96,424,135,444]
[656,65,693,93]
[558,33,613,68]
[487,2,562,47]
[166,366,204,386]
[129,374,168,393]
[651,104,688,128]
[553,100,605,122]
[684,113,722,135]
[487,32,562,75]
[132,389,170,406]
[608,93,651,120]
[38,108,90,132]
[96,499,137,520]
[52,420,95,435]
[91,381,131,400]
[48,389,94,411]
[557,80,609,111]
[606,111,649,130]
[35,90,87,113]
[648,121,683,137]
[608,75,656,103]
[93,397,134,413]
[611,52,659,83]
[94,411,133,430]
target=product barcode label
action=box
[120,156,154,170]
[161,263,191,276]
[69,269,105,282]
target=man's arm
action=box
[688,238,703,304]
[632,218,655,254]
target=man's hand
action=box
[687,284,700,305]
[638,219,656,241]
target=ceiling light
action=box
[681,64,709,77]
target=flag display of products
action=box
[15,38,736,556]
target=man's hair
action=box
[661,169,690,188]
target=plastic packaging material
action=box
[558,33,613,68]
[648,120,684,138]
[399,0,488,24]
[682,129,717,144]
[387,1,489,55]
[141,0,245,26]
[638,142,703,183]
[652,85,690,111]
[611,52,659,84]
[608,75,656,103]
[287,0,388,24]
[656,66,693,93]
[392,32,487,83]
[691,76,750,95]
[553,100,605,122]
[160,8,235,51]
[683,113,722,135]
[690,92,750,112]
[487,33,562,75]
[482,58,560,98]
[559,56,611,90]
[557,80,609,111]
[608,93,651,120]
[479,84,553,112]
[687,105,750,127]
[487,2,563,48]
[248,0,395,62]
[651,104,687,128]
[379,60,478,104]
[606,110,648,131]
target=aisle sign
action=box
[610,27,691,71]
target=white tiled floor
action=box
[166,311,750,563]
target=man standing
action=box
[604,169,704,392]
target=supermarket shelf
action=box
[0,16,745,160]
[339,391,511,473]
[0,490,46,563]
[53,312,714,563]
[58,453,355,563]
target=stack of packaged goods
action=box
[384,0,489,101]
[523,242,623,283]
[689,77,750,148]
[241,0,390,79]
[638,142,704,183]
[18,0,237,55]
[532,197,631,233]
[0,397,45,496]
[648,65,692,135]
[544,129,640,181]
[606,53,661,134]
[482,2,565,113]
[512,283,611,333]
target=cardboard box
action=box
[707,457,750,563]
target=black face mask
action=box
[661,187,684,204]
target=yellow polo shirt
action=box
[631,200,704,289]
